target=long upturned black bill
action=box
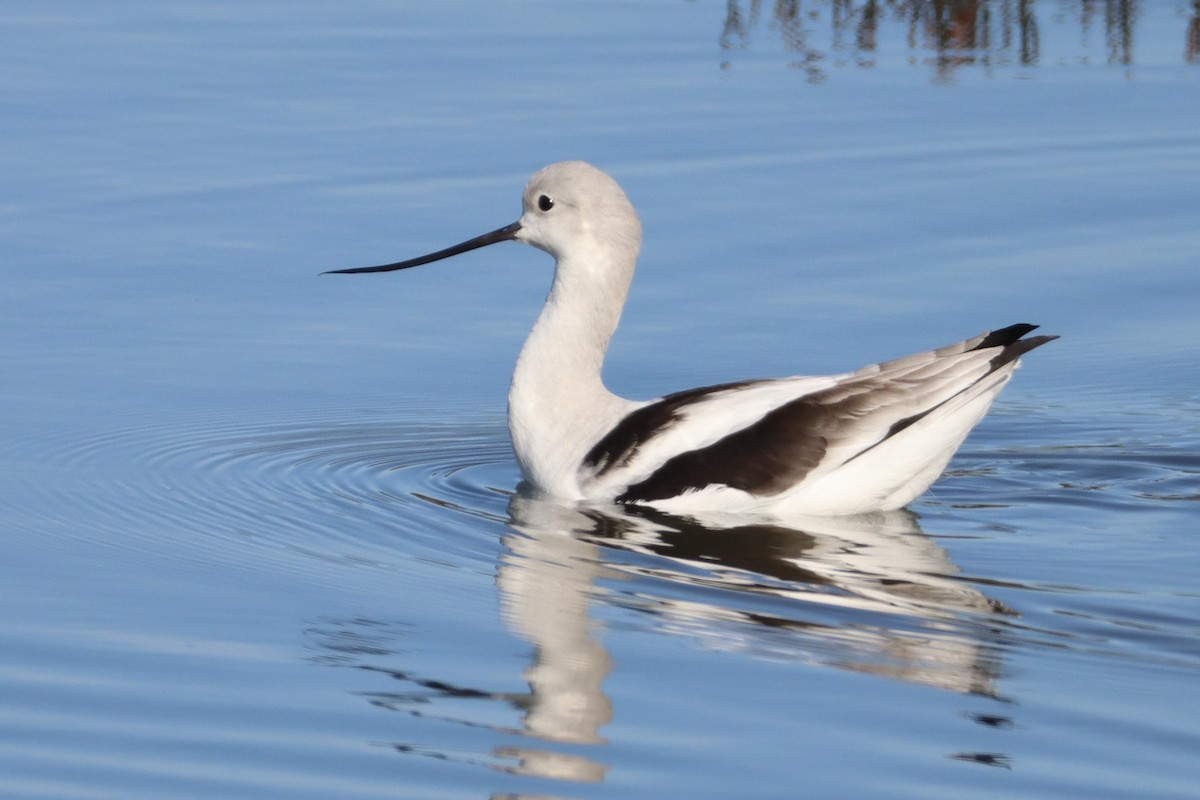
[322,220,522,275]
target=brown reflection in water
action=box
[717,0,1179,81]
[1187,0,1200,63]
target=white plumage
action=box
[328,161,1055,516]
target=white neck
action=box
[507,246,637,498]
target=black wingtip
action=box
[971,323,1040,351]
[971,323,1057,370]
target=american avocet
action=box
[327,161,1055,516]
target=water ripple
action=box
[928,400,1200,512]
[4,406,517,580]
[7,398,1197,687]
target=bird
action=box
[326,161,1055,517]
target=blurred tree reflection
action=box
[715,0,1191,80]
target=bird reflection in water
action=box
[308,494,1016,786]
[502,491,1010,717]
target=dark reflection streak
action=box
[720,0,762,51]
[598,503,828,585]
[776,0,800,49]
[951,751,1013,769]
[358,664,499,701]
[1106,0,1136,65]
[855,0,881,56]
[968,711,1017,728]
[1001,0,1015,56]
[979,2,991,67]
[1188,0,1200,63]
[1020,0,1039,66]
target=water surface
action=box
[3,2,1199,798]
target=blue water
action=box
[3,2,1200,798]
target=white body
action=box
[500,162,1051,517]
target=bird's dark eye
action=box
[537,195,554,212]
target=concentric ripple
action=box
[7,397,1197,684]
[4,404,519,581]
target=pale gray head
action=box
[324,160,642,277]
[517,161,642,260]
